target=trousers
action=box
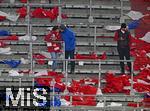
[117,46,131,74]
[65,49,75,72]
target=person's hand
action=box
[51,37,56,40]
[51,34,56,40]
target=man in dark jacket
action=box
[114,23,132,74]
[60,24,76,74]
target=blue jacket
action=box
[61,28,76,51]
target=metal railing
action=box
[1,59,146,110]
[1,59,144,111]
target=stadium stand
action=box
[0,0,149,110]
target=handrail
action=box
[49,106,149,110]
[0,59,133,62]
[0,3,63,7]
[0,59,134,63]
[32,58,134,62]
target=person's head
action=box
[52,26,59,32]
[121,23,127,31]
[59,24,66,32]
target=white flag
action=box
[146,53,150,58]
[7,14,19,22]
[96,102,104,107]
[79,61,84,66]
[34,70,48,77]
[19,35,37,41]
[0,47,12,54]
[126,11,144,20]
[9,70,23,76]
[48,61,53,65]
[137,79,150,85]
[139,32,150,43]
[20,58,30,64]
[60,99,71,106]
[108,102,122,107]
[47,27,53,30]
[0,11,19,22]
[0,11,8,17]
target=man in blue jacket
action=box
[59,24,76,74]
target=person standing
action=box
[44,26,62,71]
[114,23,132,74]
[59,24,76,74]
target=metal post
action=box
[29,24,33,75]
[130,61,134,96]
[88,0,94,23]
[27,2,34,89]
[120,0,123,18]
[98,60,101,88]
[63,42,65,74]
[57,0,62,24]
[52,78,55,107]
[89,0,92,17]
[94,25,97,53]
[104,97,106,111]
[19,77,22,110]
[19,78,22,87]
[70,95,73,105]
[27,1,33,73]
[27,2,34,88]
[64,60,68,94]
[120,0,124,23]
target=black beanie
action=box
[59,24,66,30]
[121,23,126,28]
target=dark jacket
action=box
[61,28,76,51]
[114,29,132,47]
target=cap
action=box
[59,24,66,30]
[121,23,126,28]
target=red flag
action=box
[16,7,27,18]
